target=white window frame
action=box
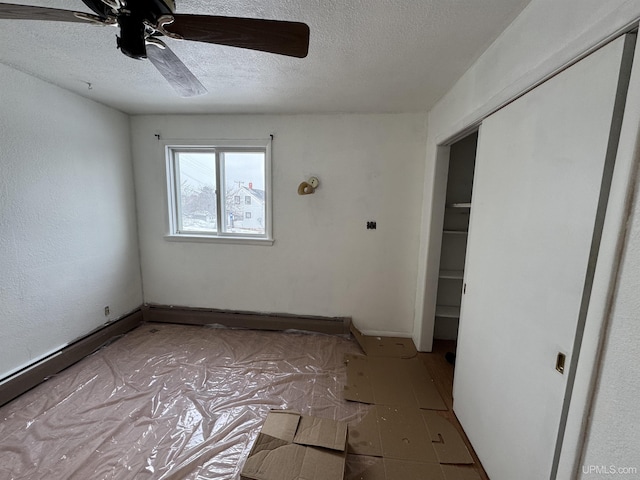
[164,139,273,245]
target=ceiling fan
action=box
[0,1,310,97]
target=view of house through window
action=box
[222,152,266,235]
[169,145,268,239]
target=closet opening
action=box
[433,131,478,348]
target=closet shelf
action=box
[439,270,464,280]
[446,202,472,209]
[443,230,468,235]
[435,305,461,319]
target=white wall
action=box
[579,65,640,479]
[412,0,640,478]
[131,113,427,336]
[0,64,143,380]
[580,169,640,476]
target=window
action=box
[165,140,272,243]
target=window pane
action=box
[222,152,266,235]
[176,152,217,233]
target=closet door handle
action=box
[556,353,566,374]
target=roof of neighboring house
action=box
[238,185,265,203]
[248,187,265,203]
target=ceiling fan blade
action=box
[146,39,207,98]
[0,3,94,23]
[163,15,310,58]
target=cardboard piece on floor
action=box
[382,459,446,479]
[241,410,348,480]
[261,409,300,442]
[422,410,473,464]
[344,354,447,411]
[294,414,349,451]
[242,442,346,480]
[348,457,445,480]
[347,406,472,465]
[346,402,383,457]
[440,465,483,480]
[345,457,479,480]
[350,324,417,359]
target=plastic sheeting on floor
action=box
[0,324,370,480]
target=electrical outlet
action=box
[367,221,377,230]
[104,306,110,316]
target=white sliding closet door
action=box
[453,34,635,480]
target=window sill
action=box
[164,234,274,246]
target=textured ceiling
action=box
[0,0,532,114]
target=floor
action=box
[421,340,489,480]
[0,324,488,479]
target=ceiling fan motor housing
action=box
[82,0,175,59]
[117,12,147,59]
